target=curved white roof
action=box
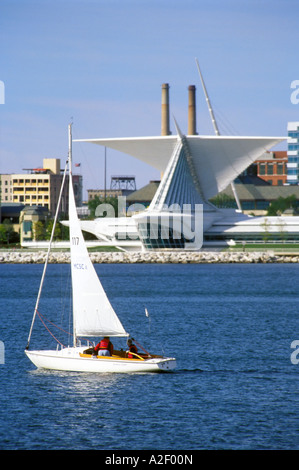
[75,134,285,200]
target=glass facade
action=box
[137,134,202,250]
[288,144,299,151]
[138,217,194,250]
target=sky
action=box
[1,0,299,200]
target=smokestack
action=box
[161,83,170,136]
[188,85,197,135]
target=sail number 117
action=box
[72,237,79,245]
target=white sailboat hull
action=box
[25,347,176,373]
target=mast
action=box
[68,123,72,170]
[195,59,242,212]
[68,123,77,348]
[26,146,69,349]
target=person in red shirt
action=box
[93,337,114,356]
[127,338,138,358]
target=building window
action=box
[277,163,284,175]
[256,201,270,209]
[267,164,274,175]
[23,221,32,234]
[288,131,299,139]
[242,201,255,210]
[288,144,299,151]
[259,163,266,175]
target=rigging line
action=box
[36,310,67,348]
[26,157,69,350]
[37,310,72,337]
[131,338,151,356]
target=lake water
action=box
[0,262,298,451]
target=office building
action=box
[287,122,299,184]
[1,158,82,217]
[256,151,288,185]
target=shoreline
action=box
[1,250,299,264]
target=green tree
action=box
[260,217,271,242]
[209,194,237,208]
[33,220,45,241]
[59,220,69,240]
[260,217,271,243]
[88,196,119,218]
[267,195,297,216]
[277,219,287,242]
[0,225,7,244]
[45,219,61,240]
[0,220,19,245]
[3,219,16,244]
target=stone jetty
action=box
[0,250,298,264]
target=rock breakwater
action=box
[0,250,298,264]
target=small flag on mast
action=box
[75,163,81,167]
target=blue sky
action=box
[1,0,299,199]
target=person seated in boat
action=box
[127,338,138,358]
[93,337,114,356]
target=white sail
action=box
[68,134,128,339]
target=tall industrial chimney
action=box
[188,85,197,135]
[161,83,170,136]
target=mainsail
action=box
[68,125,128,341]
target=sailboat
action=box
[25,124,176,373]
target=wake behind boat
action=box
[25,124,176,373]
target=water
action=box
[0,262,298,450]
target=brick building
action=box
[256,151,288,186]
